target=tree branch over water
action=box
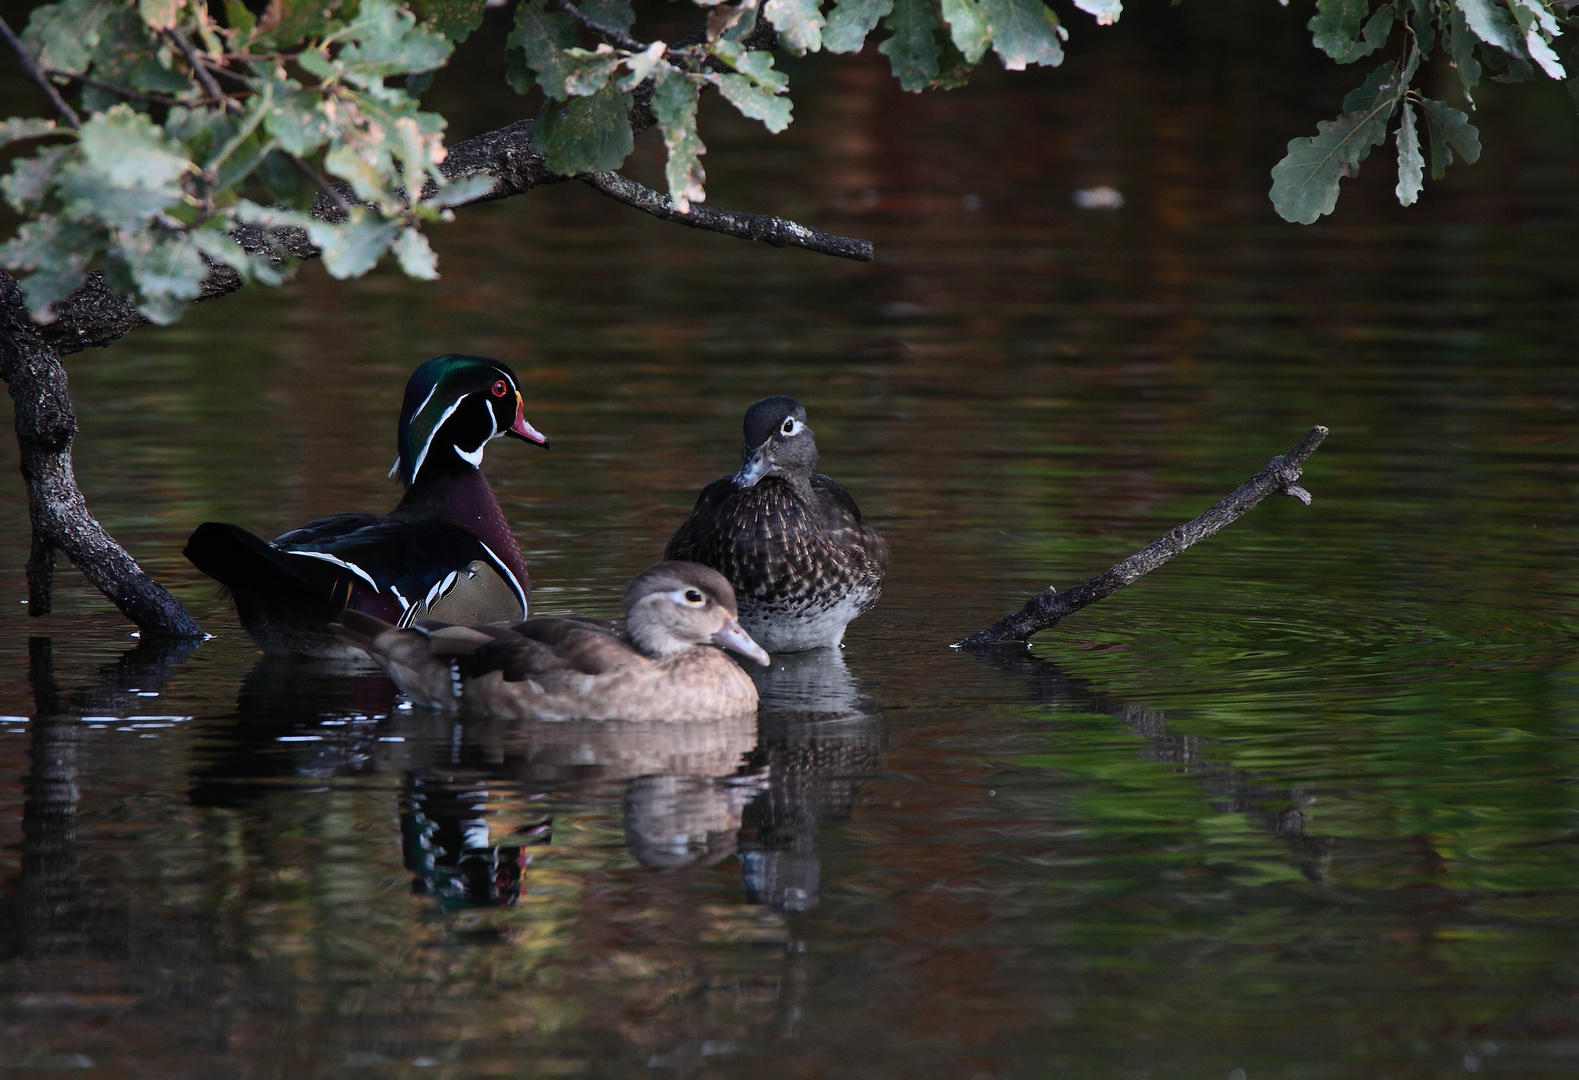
[582,172,873,261]
[955,426,1329,648]
[30,118,872,357]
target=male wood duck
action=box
[663,396,888,652]
[184,354,548,658]
[332,561,770,721]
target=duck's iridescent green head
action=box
[394,354,548,487]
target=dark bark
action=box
[583,172,874,261]
[0,277,203,636]
[955,425,1329,648]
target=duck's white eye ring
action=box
[683,589,704,604]
[781,418,800,435]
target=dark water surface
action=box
[3,8,1579,1078]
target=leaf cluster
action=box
[1,0,487,323]
[1270,0,1572,223]
[0,0,1572,327]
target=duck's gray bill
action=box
[713,620,770,666]
[732,444,771,490]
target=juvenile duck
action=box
[663,396,888,652]
[332,561,770,721]
[184,354,548,658]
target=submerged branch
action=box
[954,425,1329,648]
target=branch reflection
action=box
[5,635,201,962]
[972,646,1333,882]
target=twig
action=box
[44,68,206,108]
[549,0,647,54]
[164,27,239,114]
[0,14,80,130]
[582,171,874,261]
[954,425,1330,648]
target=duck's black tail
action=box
[184,522,347,630]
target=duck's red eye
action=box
[490,380,509,398]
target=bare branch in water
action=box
[955,426,1329,647]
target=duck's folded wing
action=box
[330,610,470,708]
[468,618,639,686]
[278,518,529,626]
[662,477,737,561]
[513,616,626,649]
[185,521,361,622]
[812,474,890,568]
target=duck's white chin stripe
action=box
[454,442,485,467]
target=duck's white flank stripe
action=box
[476,540,529,617]
[286,550,379,592]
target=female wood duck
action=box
[184,354,549,658]
[332,561,770,721]
[663,396,888,652]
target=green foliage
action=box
[21,0,118,75]
[0,0,1571,325]
[941,0,992,66]
[1271,52,1417,224]
[420,0,489,43]
[879,0,943,91]
[1419,97,1482,179]
[652,69,706,213]
[980,0,1064,72]
[765,0,826,54]
[1269,0,1570,223]
[824,0,894,54]
[1394,102,1422,206]
[1310,0,1393,64]
[506,2,588,99]
[535,80,636,173]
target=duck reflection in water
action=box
[382,708,763,878]
[187,646,884,911]
[400,771,550,910]
[737,647,884,912]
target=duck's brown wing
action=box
[467,617,640,684]
[512,616,626,649]
[811,473,889,573]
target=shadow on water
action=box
[969,644,1335,883]
[188,656,397,807]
